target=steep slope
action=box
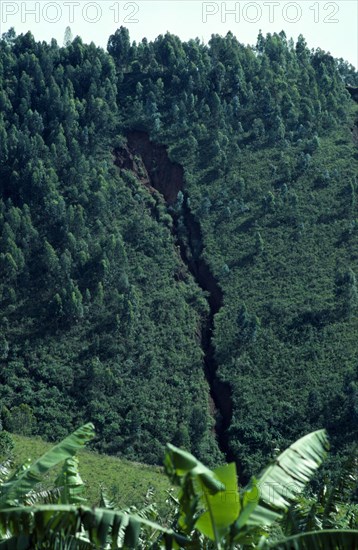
[113,29,358,476]
[115,132,233,461]
[0,31,221,466]
[207,116,358,475]
[0,28,357,478]
[115,106,358,477]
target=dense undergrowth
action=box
[0,27,357,478]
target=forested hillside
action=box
[0,27,357,478]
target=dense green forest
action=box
[0,26,357,483]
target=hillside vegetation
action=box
[0,27,357,478]
[11,433,170,510]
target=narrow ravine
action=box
[115,131,234,462]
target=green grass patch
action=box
[12,434,171,511]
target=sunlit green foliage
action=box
[0,424,356,548]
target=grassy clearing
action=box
[12,434,171,511]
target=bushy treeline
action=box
[0,26,357,475]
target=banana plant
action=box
[0,504,188,549]
[163,430,336,548]
[0,423,187,549]
[0,423,95,508]
[0,424,356,549]
[55,457,86,505]
[164,443,241,547]
[271,447,358,548]
[261,529,358,549]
